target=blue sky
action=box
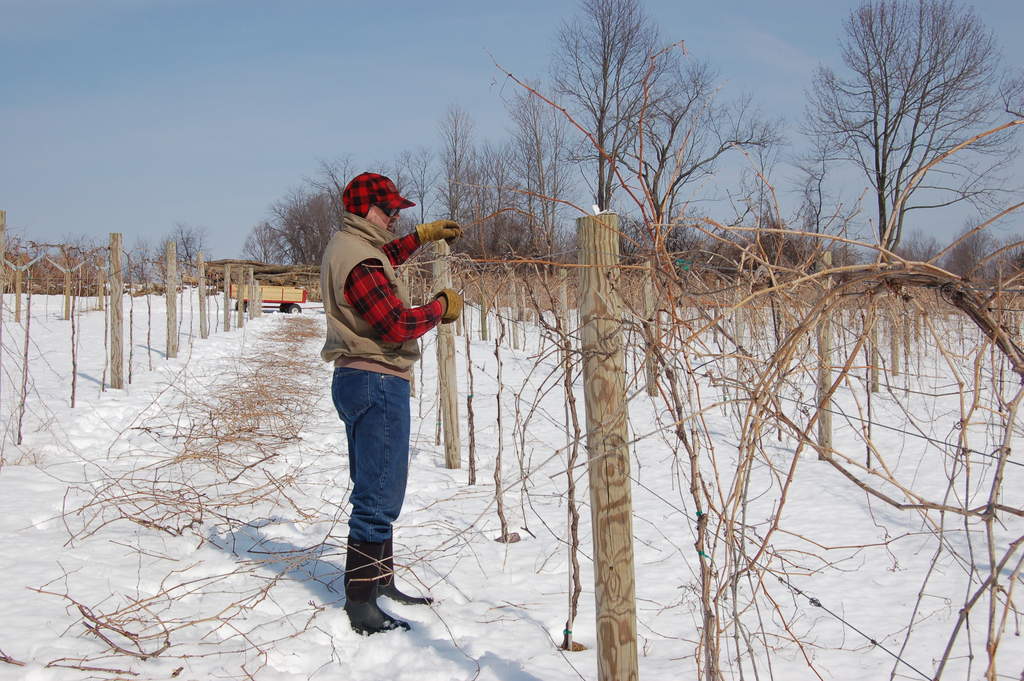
[2,0,1022,258]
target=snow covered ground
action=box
[0,290,1021,680]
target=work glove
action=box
[416,219,462,244]
[433,288,463,324]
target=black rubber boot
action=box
[343,539,410,635]
[378,537,434,606]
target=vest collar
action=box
[342,212,393,248]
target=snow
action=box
[0,289,1021,680]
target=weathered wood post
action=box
[249,268,261,319]
[454,270,463,337]
[109,233,124,389]
[868,299,879,393]
[816,251,833,459]
[478,282,489,342]
[63,261,72,321]
[96,258,106,312]
[433,240,461,469]
[223,263,232,332]
[576,213,639,681]
[235,268,245,330]
[512,281,522,350]
[165,241,178,359]
[644,261,659,397]
[197,252,208,339]
[14,269,22,323]
[889,303,900,377]
[0,211,4,400]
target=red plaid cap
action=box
[342,172,416,217]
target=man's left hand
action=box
[416,220,462,243]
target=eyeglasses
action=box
[375,205,400,218]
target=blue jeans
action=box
[331,367,411,544]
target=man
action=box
[321,171,463,635]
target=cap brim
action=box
[389,195,416,210]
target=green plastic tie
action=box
[698,550,711,560]
[563,628,572,636]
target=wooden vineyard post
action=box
[165,241,178,359]
[0,211,5,324]
[63,267,72,321]
[816,251,833,459]
[576,213,639,681]
[644,261,659,397]
[14,270,21,323]
[235,268,247,330]
[512,281,522,351]
[96,259,106,312]
[478,282,489,342]
[0,209,5,294]
[889,304,900,377]
[0,211,4,398]
[454,269,463,336]
[249,268,260,319]
[223,263,232,332]
[109,233,124,389]
[559,269,570,348]
[197,252,208,339]
[433,240,461,469]
[867,294,879,393]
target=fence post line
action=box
[433,240,461,469]
[109,233,124,389]
[576,212,639,681]
[197,252,208,339]
[165,241,177,359]
[816,251,833,459]
[223,264,232,332]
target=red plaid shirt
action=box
[343,231,443,343]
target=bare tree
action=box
[507,85,573,257]
[552,0,661,211]
[269,187,335,265]
[169,223,209,266]
[624,52,781,230]
[395,146,437,225]
[808,0,1017,251]
[308,157,354,228]
[894,228,942,261]
[943,222,998,280]
[128,237,156,282]
[474,140,528,258]
[242,221,286,263]
[1004,69,1024,118]
[438,104,476,227]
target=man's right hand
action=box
[433,288,463,324]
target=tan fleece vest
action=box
[320,213,421,372]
